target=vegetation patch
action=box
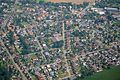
[76,65,120,80]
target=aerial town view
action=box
[0,0,120,80]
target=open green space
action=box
[58,70,69,78]
[78,65,120,80]
[35,0,47,3]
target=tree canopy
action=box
[0,61,11,80]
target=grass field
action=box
[36,0,94,4]
[82,65,120,80]
[47,0,94,4]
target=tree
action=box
[0,61,11,80]
[72,30,80,37]
[72,30,86,38]
[52,40,64,48]
[112,21,120,26]
[19,36,30,55]
[7,31,15,45]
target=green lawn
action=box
[58,70,69,78]
[35,0,47,3]
[82,65,120,80]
